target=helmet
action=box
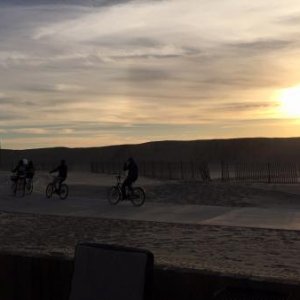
[22,158,28,165]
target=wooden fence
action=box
[92,161,300,183]
[221,162,299,183]
[91,161,211,181]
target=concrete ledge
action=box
[1,252,300,300]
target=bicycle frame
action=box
[51,176,64,192]
[115,175,135,200]
[10,175,26,196]
[46,177,69,199]
[108,175,145,206]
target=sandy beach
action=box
[1,211,300,285]
[1,171,300,285]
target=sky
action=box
[1,0,300,149]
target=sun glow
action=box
[279,86,300,117]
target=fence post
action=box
[168,163,172,180]
[151,162,154,178]
[221,161,229,182]
[180,161,184,180]
[191,162,195,180]
[267,162,271,184]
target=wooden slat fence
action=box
[93,161,299,183]
[221,162,299,183]
[91,161,211,181]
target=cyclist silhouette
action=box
[11,159,27,180]
[121,157,138,199]
[50,160,68,192]
[26,160,35,181]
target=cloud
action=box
[0,0,136,7]
[9,128,48,135]
[23,84,84,93]
[118,68,173,82]
[216,101,277,112]
[227,39,296,53]
[1,0,300,148]
[276,13,300,26]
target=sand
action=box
[1,171,300,284]
[1,211,300,285]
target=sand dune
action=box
[1,137,300,171]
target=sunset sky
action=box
[1,0,300,149]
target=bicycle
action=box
[25,178,33,195]
[107,175,145,207]
[46,176,69,200]
[10,175,33,197]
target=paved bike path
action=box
[1,192,300,230]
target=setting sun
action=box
[279,86,300,117]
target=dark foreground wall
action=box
[0,252,300,300]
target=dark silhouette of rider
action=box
[12,159,27,178]
[11,159,28,193]
[26,160,35,180]
[50,160,68,191]
[121,157,138,199]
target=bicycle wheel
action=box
[26,180,33,195]
[58,184,68,199]
[130,187,145,207]
[107,186,121,205]
[46,183,54,198]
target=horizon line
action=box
[2,136,300,151]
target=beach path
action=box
[1,193,300,230]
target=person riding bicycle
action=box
[49,160,68,192]
[11,159,28,182]
[26,160,35,182]
[121,157,138,199]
